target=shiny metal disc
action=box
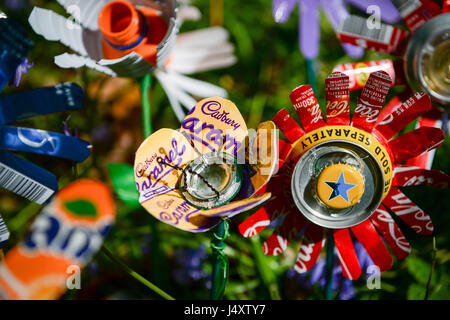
[179,152,242,209]
[291,141,385,229]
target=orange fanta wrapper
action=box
[0,180,115,300]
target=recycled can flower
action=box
[28,0,237,121]
[272,0,401,58]
[134,97,278,232]
[239,71,450,279]
[0,16,91,205]
[334,0,450,169]
[0,179,115,300]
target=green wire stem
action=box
[210,220,230,300]
[325,232,334,300]
[306,58,317,93]
[250,235,281,300]
[101,246,175,300]
[425,236,437,300]
[140,74,153,138]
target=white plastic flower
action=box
[28,0,237,121]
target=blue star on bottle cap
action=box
[324,171,357,203]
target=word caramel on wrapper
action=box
[135,97,277,232]
[0,180,115,300]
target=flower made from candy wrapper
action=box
[28,0,236,122]
[272,0,401,58]
[0,16,91,205]
[134,97,278,232]
[239,71,450,279]
[335,0,450,169]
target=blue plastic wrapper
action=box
[0,16,91,204]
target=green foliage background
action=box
[0,0,449,300]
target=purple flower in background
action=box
[5,0,28,11]
[9,58,33,87]
[272,0,401,58]
[63,115,79,138]
[287,241,374,299]
[173,245,211,288]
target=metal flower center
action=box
[405,13,450,108]
[291,143,384,229]
[179,152,242,209]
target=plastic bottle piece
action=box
[98,0,168,66]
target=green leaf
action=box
[107,163,140,209]
[405,255,435,285]
[407,283,425,300]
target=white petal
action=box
[56,0,107,30]
[154,70,186,122]
[166,72,228,98]
[55,53,116,76]
[28,7,88,56]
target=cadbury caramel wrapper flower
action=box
[0,179,115,300]
[0,16,91,205]
[335,0,450,168]
[28,0,236,121]
[239,71,450,279]
[272,0,401,59]
[134,97,278,232]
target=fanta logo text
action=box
[201,100,241,131]
[22,209,111,263]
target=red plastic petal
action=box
[325,72,350,125]
[382,187,434,236]
[273,109,305,144]
[351,219,393,272]
[278,139,293,162]
[407,105,444,169]
[370,205,411,260]
[444,0,450,13]
[374,93,431,140]
[289,85,326,132]
[388,127,444,164]
[333,228,362,280]
[238,207,272,238]
[352,71,391,132]
[294,224,326,273]
[393,166,450,188]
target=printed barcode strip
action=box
[340,16,393,45]
[0,163,54,205]
[392,0,422,17]
[0,214,9,243]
